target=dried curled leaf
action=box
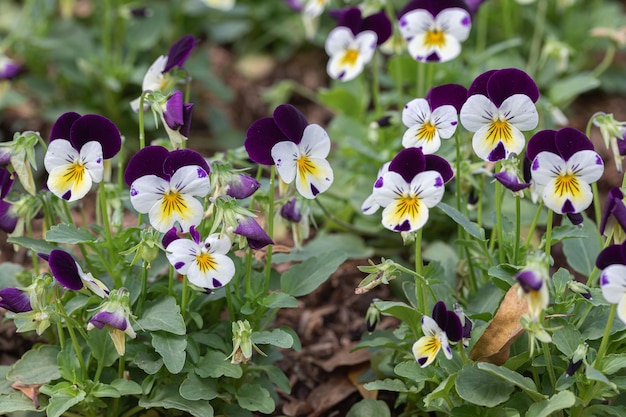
[469,285,528,365]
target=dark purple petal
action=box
[566,359,583,376]
[618,136,626,156]
[516,270,543,292]
[0,169,14,199]
[0,148,10,167]
[432,301,448,330]
[90,310,127,331]
[273,104,309,144]
[487,141,506,162]
[0,200,18,233]
[163,91,184,130]
[596,242,626,269]
[162,226,181,248]
[486,68,539,107]
[163,35,196,73]
[494,171,531,192]
[600,187,625,235]
[466,69,498,98]
[0,288,32,313]
[226,174,261,199]
[49,112,81,142]
[462,317,472,339]
[424,154,454,183]
[234,217,274,250]
[0,59,21,80]
[124,146,170,185]
[180,102,194,138]
[426,84,468,113]
[48,249,83,291]
[389,147,426,183]
[526,130,559,162]
[280,197,302,222]
[284,0,303,12]
[464,0,486,14]
[444,310,463,342]
[332,7,362,36]
[189,225,201,244]
[70,114,122,159]
[554,127,594,161]
[244,117,288,165]
[362,11,392,45]
[163,149,210,177]
[399,0,469,17]
[566,213,584,225]
[562,199,575,213]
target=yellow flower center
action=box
[195,252,217,273]
[161,190,190,218]
[395,195,421,219]
[486,119,513,145]
[425,29,445,47]
[61,161,86,188]
[297,155,318,177]
[339,48,360,67]
[417,122,437,142]
[554,172,581,197]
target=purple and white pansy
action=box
[368,147,453,232]
[402,83,467,154]
[87,288,135,356]
[46,249,110,298]
[325,8,391,81]
[600,187,626,242]
[526,128,604,216]
[0,287,32,313]
[160,90,194,148]
[165,226,235,292]
[125,146,211,233]
[245,104,334,199]
[398,0,472,63]
[597,241,626,324]
[516,260,549,321]
[44,112,122,202]
[460,68,539,162]
[412,301,463,367]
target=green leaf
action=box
[394,360,437,383]
[7,344,61,384]
[552,322,583,357]
[151,332,187,374]
[548,73,600,105]
[195,350,243,379]
[88,325,119,366]
[137,296,186,335]
[600,354,626,375]
[374,301,421,334]
[45,223,96,243]
[110,378,143,396]
[581,405,626,417]
[437,203,485,241]
[272,233,373,263]
[363,378,412,393]
[424,374,457,408]
[585,366,616,390]
[236,383,275,414]
[0,262,23,288]
[525,391,576,417]
[0,392,41,413]
[252,328,293,349]
[256,365,291,394]
[46,384,86,417]
[280,251,348,297]
[562,218,601,276]
[477,363,544,400]
[91,382,121,398]
[549,224,588,244]
[260,292,298,309]
[133,349,163,375]
[347,399,391,417]
[456,365,514,407]
[7,236,58,255]
[179,372,218,401]
[139,383,214,417]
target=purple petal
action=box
[48,250,84,291]
[0,148,10,167]
[90,310,127,331]
[163,91,184,129]
[245,117,288,165]
[189,225,201,244]
[444,310,463,342]
[399,0,470,18]
[618,137,626,156]
[124,146,171,185]
[280,197,302,222]
[526,130,558,162]
[561,199,575,213]
[0,200,18,233]
[163,149,210,177]
[0,168,15,199]
[226,174,261,199]
[234,217,274,250]
[424,154,454,183]
[284,0,303,12]
[273,104,309,144]
[554,127,594,161]
[49,112,81,142]
[487,141,507,162]
[596,242,626,269]
[70,114,122,159]
[389,148,426,183]
[164,35,196,73]
[566,359,583,376]
[432,301,448,330]
[0,59,21,80]
[426,84,468,113]
[466,69,498,98]
[394,220,412,232]
[180,102,194,138]
[0,288,32,313]
[516,269,543,292]
[486,68,539,107]
[332,7,362,36]
[162,226,182,248]
[566,213,584,225]
[494,171,531,192]
[600,187,626,235]
[362,10,392,45]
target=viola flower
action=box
[460,68,539,162]
[325,8,391,81]
[124,146,211,233]
[600,187,626,243]
[0,168,18,233]
[233,216,274,250]
[0,287,32,313]
[285,0,331,39]
[369,147,453,232]
[165,227,235,292]
[160,90,194,148]
[516,259,549,321]
[87,288,136,356]
[453,303,473,347]
[398,0,472,63]
[46,249,110,298]
[245,104,334,199]
[280,197,302,222]
[493,156,531,195]
[597,241,626,324]
[225,174,261,199]
[412,301,463,367]
[402,83,467,153]
[592,112,626,173]
[200,0,235,11]
[44,112,122,201]
[526,128,604,215]
[0,54,20,80]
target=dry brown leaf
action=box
[11,381,42,408]
[316,345,370,372]
[306,373,357,417]
[348,363,378,400]
[469,284,528,365]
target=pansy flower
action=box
[280,197,302,222]
[600,187,626,242]
[46,249,110,298]
[493,156,531,195]
[245,104,334,199]
[0,168,18,233]
[0,287,32,313]
[592,112,626,173]
[398,0,472,63]
[412,301,463,367]
[516,260,549,321]
[526,128,604,215]
[166,227,235,292]
[44,112,122,201]
[87,288,136,356]
[597,241,626,324]
[402,83,467,153]
[0,54,20,80]
[124,146,211,233]
[160,90,194,148]
[325,8,391,81]
[369,147,453,232]
[460,68,539,162]
[233,216,274,250]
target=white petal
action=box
[47,163,93,201]
[618,296,626,326]
[325,26,353,56]
[166,239,200,275]
[412,336,440,367]
[381,194,428,232]
[471,122,525,161]
[402,98,431,128]
[421,315,442,336]
[205,233,232,255]
[354,30,377,64]
[412,171,445,207]
[171,165,211,198]
[186,253,235,290]
[300,124,331,159]
[500,94,539,131]
[430,105,459,139]
[531,152,565,186]
[399,9,433,40]
[80,141,104,183]
[142,55,167,91]
[361,193,380,215]
[44,139,78,173]
[460,95,498,132]
[149,193,204,233]
[130,175,168,214]
[371,171,408,207]
[272,141,299,184]
[567,150,604,184]
[406,34,435,62]
[402,124,441,154]
[541,176,593,214]
[435,8,471,42]
[430,35,461,63]
[600,264,626,304]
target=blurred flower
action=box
[285,0,331,39]
[44,113,121,201]
[365,300,381,332]
[591,112,626,173]
[0,169,18,233]
[228,320,254,364]
[412,301,463,367]
[0,287,32,313]
[597,241,626,324]
[166,227,235,292]
[0,131,43,196]
[325,8,391,81]
[369,147,453,232]
[591,26,626,47]
[124,146,211,233]
[402,83,467,153]
[398,0,472,63]
[201,0,236,11]
[464,0,486,14]
[526,128,603,215]
[600,187,626,243]
[461,68,539,162]
[46,249,110,298]
[87,288,136,356]
[160,90,194,148]
[567,280,592,300]
[0,54,20,80]
[516,254,550,321]
[233,216,273,250]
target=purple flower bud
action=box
[516,269,544,293]
[280,197,302,222]
[164,35,196,73]
[234,217,273,250]
[89,310,128,331]
[0,288,32,313]
[48,249,83,290]
[226,174,261,199]
[0,56,21,80]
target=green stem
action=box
[514,194,521,265]
[136,264,148,316]
[98,181,120,286]
[544,209,554,262]
[138,92,147,149]
[592,182,602,241]
[414,229,427,316]
[57,299,88,381]
[417,61,426,97]
[371,51,382,118]
[526,0,548,76]
[495,171,505,263]
[591,44,616,78]
[593,304,617,367]
[263,166,276,293]
[524,201,544,250]
[542,341,557,389]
